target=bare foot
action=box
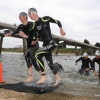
[54,77,61,86]
[24,76,33,82]
[36,75,46,84]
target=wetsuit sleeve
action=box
[42,16,62,27]
[76,57,82,63]
[92,58,95,71]
[31,30,38,41]
[89,59,93,69]
[29,22,38,41]
[11,24,23,36]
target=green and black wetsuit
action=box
[34,16,62,74]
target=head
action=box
[19,12,28,23]
[28,8,38,20]
[83,52,88,59]
[95,50,100,59]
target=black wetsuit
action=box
[33,16,62,74]
[92,58,100,78]
[11,22,40,71]
[76,57,92,75]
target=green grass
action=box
[2,48,23,52]
[2,48,89,54]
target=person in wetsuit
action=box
[75,52,92,76]
[92,50,100,79]
[28,8,66,85]
[5,12,41,82]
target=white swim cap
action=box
[83,52,88,57]
[95,50,100,56]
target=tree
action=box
[95,42,100,47]
[84,39,90,44]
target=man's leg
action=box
[24,65,33,82]
[45,52,61,85]
[36,73,46,84]
[35,51,46,84]
[24,50,33,82]
[29,47,42,74]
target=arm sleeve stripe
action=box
[42,18,50,22]
[32,23,35,29]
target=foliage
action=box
[84,39,90,44]
[95,42,100,47]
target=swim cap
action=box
[28,8,37,14]
[83,52,88,57]
[95,50,100,56]
[19,12,27,17]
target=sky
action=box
[0,0,100,48]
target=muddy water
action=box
[1,52,100,98]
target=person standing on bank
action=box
[28,8,66,85]
[5,12,41,82]
[75,52,92,76]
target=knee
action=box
[35,53,42,60]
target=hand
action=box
[93,71,98,77]
[85,68,90,71]
[60,28,66,36]
[5,33,11,37]
[31,41,36,45]
[19,31,28,38]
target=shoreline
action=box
[0,88,100,100]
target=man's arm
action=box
[89,59,93,70]
[75,57,82,65]
[42,16,66,36]
[31,33,38,45]
[28,22,38,45]
[5,24,23,37]
[92,59,98,77]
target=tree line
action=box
[84,39,100,47]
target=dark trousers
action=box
[78,68,90,76]
[25,44,40,71]
[35,40,57,75]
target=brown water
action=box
[1,52,100,98]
